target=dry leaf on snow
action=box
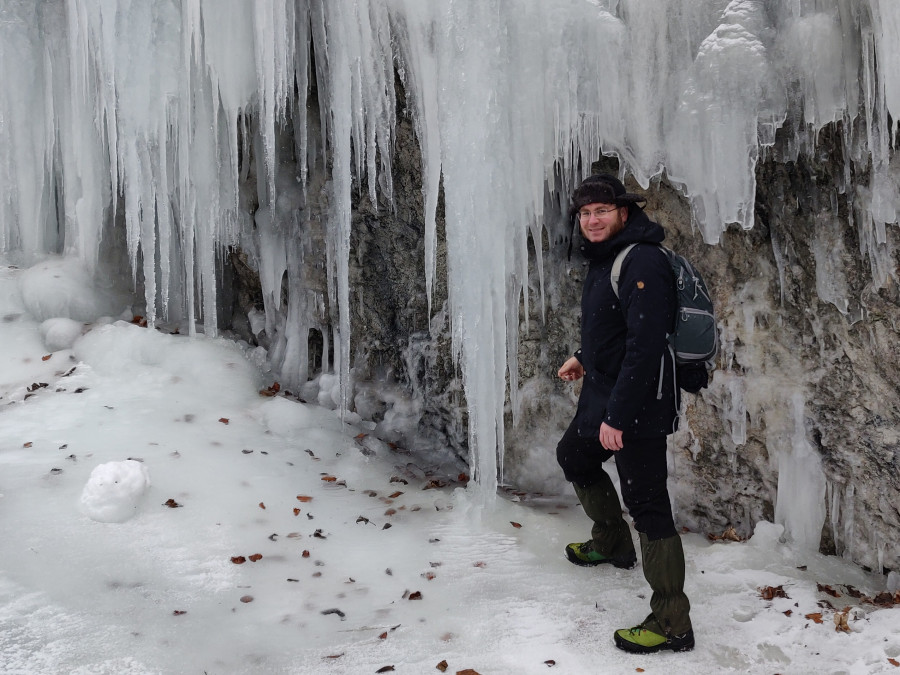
[833,608,851,633]
[758,585,789,600]
[817,583,841,598]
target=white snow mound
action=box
[18,257,120,322]
[40,317,84,351]
[80,460,151,523]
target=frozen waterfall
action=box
[1,0,899,503]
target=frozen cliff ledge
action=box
[0,1,898,571]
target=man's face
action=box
[578,202,627,243]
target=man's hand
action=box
[558,356,584,382]
[599,422,623,451]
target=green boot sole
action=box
[564,542,636,569]
[614,625,694,653]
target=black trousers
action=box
[556,419,677,541]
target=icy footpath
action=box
[2,255,900,675]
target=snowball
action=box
[747,520,785,549]
[40,317,84,351]
[80,461,151,523]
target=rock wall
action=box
[224,76,900,575]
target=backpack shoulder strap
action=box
[609,243,639,298]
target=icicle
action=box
[774,392,827,551]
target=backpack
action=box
[611,243,717,393]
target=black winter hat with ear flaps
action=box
[569,173,646,220]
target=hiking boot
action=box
[613,623,695,653]
[564,541,636,569]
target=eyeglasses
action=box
[579,206,621,219]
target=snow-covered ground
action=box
[1,255,899,675]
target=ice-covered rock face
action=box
[80,461,151,523]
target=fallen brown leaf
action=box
[833,608,851,633]
[510,521,522,529]
[259,382,281,397]
[817,583,841,598]
[389,491,404,498]
[544,660,556,667]
[708,526,745,542]
[408,591,423,600]
[888,657,899,667]
[455,670,482,675]
[436,660,449,672]
[258,502,266,509]
[231,556,246,564]
[302,550,310,558]
[379,632,388,640]
[218,417,229,424]
[42,354,52,361]
[758,585,789,600]
[293,508,301,516]
[249,553,263,562]
[297,495,313,502]
[322,476,337,482]
[240,595,253,603]
[23,442,32,448]
[805,612,823,624]
[721,526,743,542]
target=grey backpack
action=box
[611,243,717,392]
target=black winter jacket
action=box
[572,208,680,439]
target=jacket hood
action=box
[578,207,665,262]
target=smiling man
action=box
[556,173,694,653]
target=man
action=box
[556,173,693,653]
